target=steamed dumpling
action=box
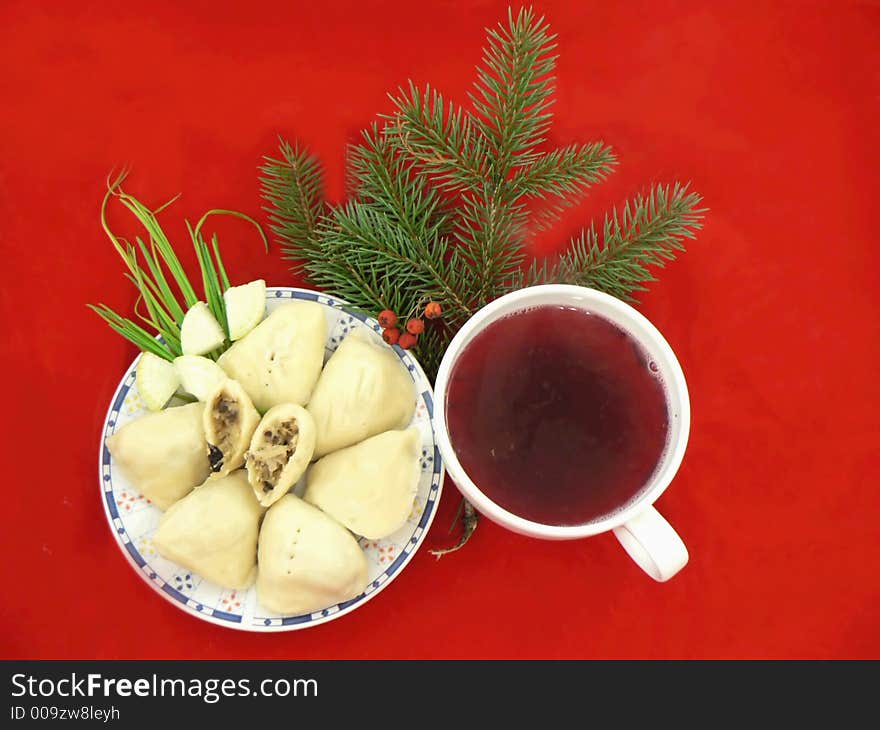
[256,494,368,615]
[304,428,421,539]
[203,379,260,477]
[307,329,416,458]
[246,403,316,507]
[106,402,210,510]
[218,302,326,411]
[153,471,264,590]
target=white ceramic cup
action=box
[433,285,690,581]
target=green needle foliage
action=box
[260,6,706,382]
[513,183,704,301]
[89,170,267,360]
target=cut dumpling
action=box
[257,494,368,615]
[203,379,261,477]
[304,428,421,540]
[217,302,327,412]
[106,402,209,510]
[154,471,264,590]
[246,404,316,507]
[307,329,416,457]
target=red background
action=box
[2,0,878,659]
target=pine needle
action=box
[512,183,706,302]
[259,139,325,272]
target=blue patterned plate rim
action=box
[98,286,445,632]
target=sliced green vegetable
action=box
[224,279,267,340]
[180,301,226,355]
[174,355,228,401]
[136,351,181,411]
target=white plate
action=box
[98,287,444,631]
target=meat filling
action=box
[208,394,240,472]
[250,419,300,492]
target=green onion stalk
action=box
[88,170,267,360]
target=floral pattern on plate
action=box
[99,287,444,632]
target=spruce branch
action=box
[453,186,527,305]
[385,84,528,302]
[259,139,326,271]
[344,127,474,324]
[385,9,615,307]
[348,124,450,240]
[305,207,402,316]
[312,200,471,326]
[512,183,705,301]
[510,142,617,201]
[469,6,558,176]
[511,141,618,234]
[384,82,491,192]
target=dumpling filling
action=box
[209,396,241,472]
[245,403,316,507]
[203,380,261,477]
[252,420,300,493]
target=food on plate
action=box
[224,279,267,341]
[173,355,228,402]
[203,379,261,476]
[180,301,226,356]
[218,301,326,412]
[106,402,210,510]
[136,352,181,411]
[304,428,421,540]
[246,403,316,507]
[307,329,416,457]
[256,494,368,615]
[104,279,434,620]
[154,471,264,590]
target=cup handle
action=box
[612,505,688,582]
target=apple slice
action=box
[136,352,180,411]
[180,301,225,355]
[174,355,227,401]
[224,279,266,341]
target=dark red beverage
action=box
[445,306,669,525]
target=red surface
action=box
[2,0,878,659]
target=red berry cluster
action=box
[378,301,442,350]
